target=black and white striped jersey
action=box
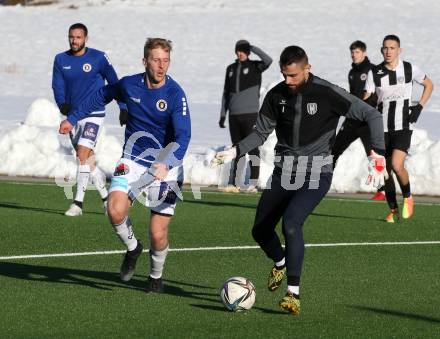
[364,59,425,132]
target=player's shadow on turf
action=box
[0,202,102,216]
[0,261,145,291]
[184,199,257,209]
[311,212,380,222]
[0,262,225,302]
[156,282,220,304]
[164,278,215,290]
[348,305,440,323]
[191,303,286,315]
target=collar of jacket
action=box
[297,73,315,94]
[351,57,371,71]
[235,59,251,64]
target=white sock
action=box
[113,217,138,251]
[275,257,285,268]
[90,166,108,199]
[75,164,90,203]
[287,285,300,296]
[149,246,169,279]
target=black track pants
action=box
[251,171,332,278]
[229,113,260,183]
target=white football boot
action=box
[220,185,240,193]
[245,185,259,193]
[65,203,83,216]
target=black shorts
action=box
[385,130,412,157]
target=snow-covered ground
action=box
[1,0,439,194]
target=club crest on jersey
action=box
[83,63,92,72]
[114,163,130,176]
[307,103,318,115]
[360,73,367,81]
[398,76,405,84]
[229,70,233,77]
[156,99,168,112]
[243,67,249,75]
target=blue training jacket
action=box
[52,47,126,117]
[67,74,191,168]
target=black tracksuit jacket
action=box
[236,74,385,174]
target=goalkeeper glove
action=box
[408,103,423,123]
[210,146,237,167]
[365,150,388,189]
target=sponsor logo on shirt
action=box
[377,69,384,75]
[382,87,406,102]
[62,66,72,70]
[398,76,405,84]
[306,103,318,115]
[83,63,92,72]
[82,122,99,141]
[156,99,168,112]
[130,97,141,104]
[114,162,130,176]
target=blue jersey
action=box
[52,47,125,117]
[68,74,191,168]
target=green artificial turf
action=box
[0,181,439,338]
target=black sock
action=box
[73,200,83,209]
[385,191,398,210]
[401,183,411,198]
[102,196,108,202]
[287,275,300,286]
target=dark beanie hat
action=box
[235,40,251,54]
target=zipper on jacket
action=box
[235,63,241,93]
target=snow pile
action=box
[332,129,440,195]
[1,98,440,195]
[0,99,121,180]
[1,0,440,195]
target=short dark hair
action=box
[279,46,308,68]
[69,23,88,36]
[383,34,400,47]
[350,40,366,51]
[144,38,172,58]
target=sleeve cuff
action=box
[372,148,386,156]
[67,114,78,126]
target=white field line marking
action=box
[1,241,440,261]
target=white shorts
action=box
[109,158,183,216]
[69,116,104,150]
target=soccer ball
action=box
[220,277,256,312]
